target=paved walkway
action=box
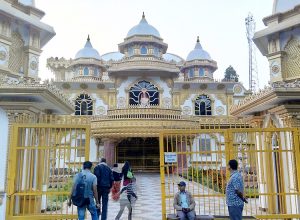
[107,173,162,220]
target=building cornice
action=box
[0,74,74,113]
[231,80,300,116]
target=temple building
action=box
[47,13,249,171]
[1,0,300,219]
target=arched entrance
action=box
[116,137,159,172]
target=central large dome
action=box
[126,13,161,38]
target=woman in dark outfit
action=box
[121,161,132,186]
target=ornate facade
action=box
[47,13,249,170]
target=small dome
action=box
[186,37,211,61]
[127,12,161,38]
[75,35,101,60]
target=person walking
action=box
[173,181,196,220]
[68,161,100,220]
[121,161,133,186]
[94,158,114,220]
[226,159,247,220]
[111,163,122,201]
[115,177,138,220]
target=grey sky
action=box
[36,0,273,89]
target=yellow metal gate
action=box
[6,123,90,219]
[160,128,300,219]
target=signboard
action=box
[164,152,177,163]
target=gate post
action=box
[224,130,233,180]
[160,132,166,220]
[294,129,300,206]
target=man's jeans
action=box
[228,205,244,220]
[97,187,110,220]
[77,200,98,220]
[177,210,196,220]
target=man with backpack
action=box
[68,161,100,220]
[94,158,114,220]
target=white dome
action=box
[127,13,161,38]
[163,53,184,63]
[273,0,300,14]
[186,37,211,61]
[75,36,101,60]
[101,52,124,61]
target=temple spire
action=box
[197,36,200,43]
[87,34,90,41]
[142,12,145,19]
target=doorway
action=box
[116,137,159,172]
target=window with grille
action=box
[75,94,93,115]
[129,80,159,106]
[199,137,211,155]
[195,95,212,116]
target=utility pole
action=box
[245,13,259,92]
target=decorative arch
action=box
[75,94,93,115]
[195,94,212,116]
[129,80,159,107]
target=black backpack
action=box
[71,173,90,207]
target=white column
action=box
[0,108,9,220]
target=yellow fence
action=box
[6,124,90,220]
[160,128,300,219]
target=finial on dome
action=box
[142,12,145,19]
[87,35,90,41]
[197,36,200,43]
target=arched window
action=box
[195,95,211,116]
[128,47,134,56]
[83,67,89,76]
[140,46,147,55]
[75,94,93,115]
[188,68,194,78]
[129,80,159,106]
[199,68,204,77]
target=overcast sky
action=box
[35,0,273,89]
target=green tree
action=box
[224,65,239,82]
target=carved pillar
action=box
[23,29,41,79]
[103,138,116,166]
[0,18,11,71]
